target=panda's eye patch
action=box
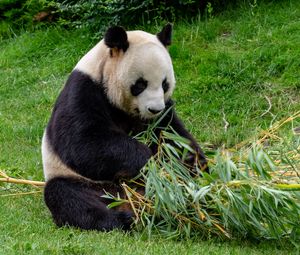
[131,78,148,96]
[162,78,169,93]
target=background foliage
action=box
[1,0,300,253]
[1,0,256,37]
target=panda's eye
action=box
[162,78,169,93]
[131,78,148,96]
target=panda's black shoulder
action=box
[47,70,109,142]
[47,70,108,128]
[54,70,109,114]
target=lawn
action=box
[0,0,300,254]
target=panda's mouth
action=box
[133,107,153,120]
[133,107,162,120]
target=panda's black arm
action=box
[170,111,208,167]
[154,101,208,171]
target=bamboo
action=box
[234,110,300,149]
[0,190,42,197]
[122,183,139,221]
[0,177,45,187]
[274,183,300,190]
[0,170,9,178]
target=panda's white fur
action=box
[75,30,175,120]
[42,131,81,181]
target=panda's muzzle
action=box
[147,107,164,115]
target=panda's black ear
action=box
[104,26,129,52]
[157,23,172,47]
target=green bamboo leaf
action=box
[119,125,300,243]
[107,201,126,209]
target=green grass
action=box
[0,0,299,254]
[1,195,295,255]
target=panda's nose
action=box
[148,107,164,114]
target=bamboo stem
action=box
[0,177,45,187]
[274,183,300,190]
[234,111,300,149]
[0,190,42,197]
[122,183,139,221]
[0,170,9,178]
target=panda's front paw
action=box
[184,146,209,175]
[115,143,152,181]
[131,143,152,175]
[139,143,153,158]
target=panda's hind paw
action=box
[116,211,134,231]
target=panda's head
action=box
[76,24,175,120]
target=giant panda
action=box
[42,24,208,231]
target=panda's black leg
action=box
[44,177,133,231]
